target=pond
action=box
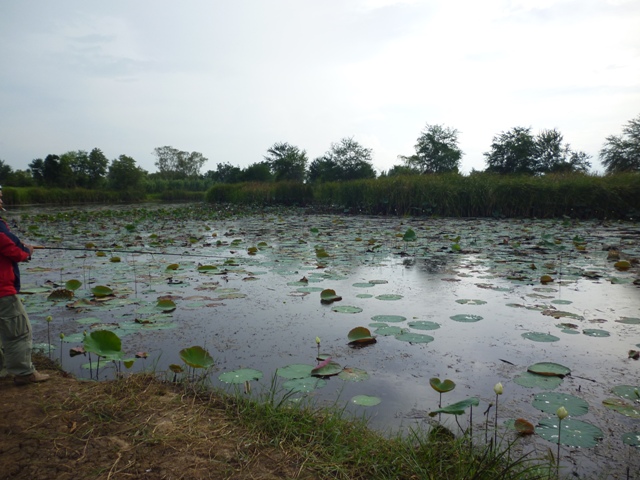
[11,203,640,479]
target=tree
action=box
[29,158,45,185]
[535,129,591,174]
[88,148,109,186]
[485,127,538,174]
[264,142,308,182]
[205,162,243,184]
[108,155,147,191]
[308,137,376,183]
[153,146,208,179]
[380,164,420,177]
[241,162,273,182]
[0,159,13,185]
[600,115,640,173]
[402,124,462,174]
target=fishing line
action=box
[33,245,232,259]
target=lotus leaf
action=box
[532,392,588,416]
[311,359,342,377]
[395,332,434,344]
[47,289,74,301]
[407,321,440,330]
[338,367,369,382]
[535,417,603,448]
[218,368,263,384]
[351,395,381,406]
[622,432,640,448]
[402,228,416,242]
[83,330,123,360]
[429,397,480,417]
[347,326,376,345]
[276,364,314,379]
[611,385,640,400]
[65,279,82,291]
[179,345,214,369]
[331,305,362,314]
[582,329,610,337]
[522,332,560,342]
[283,377,326,393]
[371,315,406,323]
[449,314,483,323]
[455,299,487,305]
[375,294,403,301]
[616,317,640,324]
[353,282,375,288]
[320,289,342,304]
[429,378,456,393]
[527,362,571,378]
[91,285,113,298]
[602,398,640,418]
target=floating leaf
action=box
[91,285,113,298]
[64,279,82,291]
[611,385,640,400]
[514,418,535,435]
[169,364,184,373]
[622,432,640,448]
[320,289,342,304]
[532,392,589,416]
[429,378,456,393]
[347,327,376,345]
[602,398,640,418]
[429,397,480,417]
[47,289,74,301]
[351,395,381,406]
[276,364,314,379]
[536,417,603,448]
[449,314,483,323]
[614,260,631,271]
[179,345,214,369]
[353,282,375,288]
[375,294,403,301]
[283,377,326,393]
[371,315,406,323]
[407,321,440,330]
[331,305,363,314]
[375,326,405,336]
[218,368,263,384]
[513,372,562,390]
[527,362,571,378]
[338,367,369,382]
[582,329,610,337]
[402,228,416,242]
[156,299,176,312]
[311,359,342,377]
[166,263,179,271]
[455,299,487,305]
[395,332,434,344]
[540,275,554,284]
[616,317,640,325]
[522,332,560,342]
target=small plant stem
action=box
[483,403,492,444]
[494,393,499,447]
[47,322,51,359]
[557,418,562,475]
[59,338,63,367]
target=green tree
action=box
[108,155,147,191]
[308,137,376,183]
[600,115,640,173]
[403,124,462,174]
[264,142,308,182]
[241,162,273,182]
[88,148,109,186]
[380,164,420,177]
[485,127,538,174]
[205,162,243,184]
[0,159,13,185]
[28,158,45,185]
[535,129,591,173]
[153,146,208,179]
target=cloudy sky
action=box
[1,0,638,175]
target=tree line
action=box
[1,115,638,190]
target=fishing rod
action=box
[33,245,233,259]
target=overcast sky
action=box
[1,0,638,175]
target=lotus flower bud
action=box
[494,382,503,395]
[315,336,321,345]
[557,406,569,420]
[59,333,65,340]
[46,315,52,323]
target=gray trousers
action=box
[0,295,35,377]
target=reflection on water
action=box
[12,205,639,478]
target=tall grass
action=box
[205,173,640,219]
[2,186,146,206]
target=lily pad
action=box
[351,395,381,406]
[218,368,263,384]
[582,329,610,337]
[602,398,640,418]
[371,315,406,323]
[522,332,560,342]
[622,432,640,448]
[513,372,563,390]
[535,417,603,448]
[179,345,214,369]
[455,299,487,305]
[616,317,640,325]
[276,364,314,379]
[394,332,434,344]
[353,283,375,288]
[527,362,571,378]
[429,397,480,417]
[611,385,640,400]
[407,321,440,331]
[375,294,403,301]
[449,314,483,323]
[311,359,342,377]
[338,367,369,382]
[532,392,589,416]
[283,377,326,393]
[347,326,376,345]
[375,326,406,336]
[91,285,114,298]
[320,289,342,304]
[331,305,363,314]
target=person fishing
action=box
[0,186,50,385]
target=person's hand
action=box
[24,243,34,256]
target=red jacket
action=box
[0,219,30,297]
